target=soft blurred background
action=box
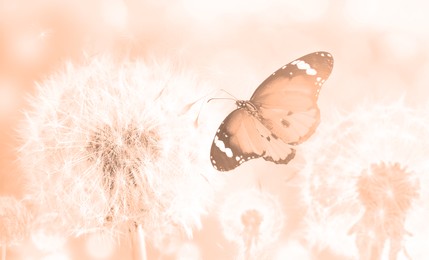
[1,0,429,259]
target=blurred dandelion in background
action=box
[349,162,418,259]
[219,189,284,259]
[300,101,428,259]
[17,54,218,256]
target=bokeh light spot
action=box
[0,79,20,119]
[85,233,116,259]
[31,229,67,252]
[175,242,202,260]
[101,0,128,30]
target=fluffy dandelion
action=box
[300,101,427,259]
[219,189,284,259]
[18,55,218,251]
[349,162,418,259]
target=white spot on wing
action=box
[214,135,234,158]
[306,68,317,75]
[225,148,233,158]
[296,61,310,70]
[214,135,225,150]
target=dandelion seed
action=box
[219,189,284,259]
[300,101,427,259]
[18,55,218,250]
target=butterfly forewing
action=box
[250,52,333,101]
[251,51,333,144]
[210,51,333,171]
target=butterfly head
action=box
[236,100,258,114]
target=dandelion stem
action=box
[130,224,147,260]
[244,246,251,260]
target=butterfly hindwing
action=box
[210,109,260,171]
[210,109,296,171]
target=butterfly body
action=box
[210,52,334,171]
[236,100,258,114]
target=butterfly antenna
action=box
[194,96,227,128]
[206,97,236,103]
[176,89,219,128]
[206,89,238,103]
[193,89,239,128]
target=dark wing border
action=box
[250,51,334,101]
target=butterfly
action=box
[210,51,334,171]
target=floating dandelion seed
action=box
[18,55,217,250]
[219,189,284,259]
[300,101,427,259]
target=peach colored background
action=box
[1,0,429,259]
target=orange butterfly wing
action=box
[210,109,296,171]
[251,51,334,144]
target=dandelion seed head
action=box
[18,55,217,247]
[0,196,31,247]
[299,101,429,257]
[241,209,263,231]
[357,162,419,216]
[219,189,284,254]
